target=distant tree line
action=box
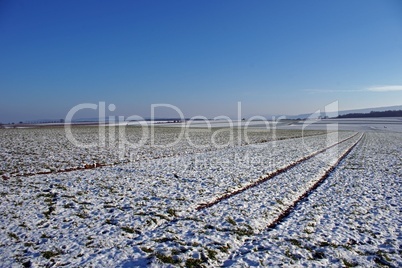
[0,119,65,126]
[337,110,402,119]
[24,119,65,124]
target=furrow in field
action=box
[0,132,354,266]
[226,132,402,267]
[0,132,358,267]
[195,132,360,210]
[266,132,363,230]
[119,132,354,214]
[121,133,362,266]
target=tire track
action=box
[196,132,360,210]
[133,133,363,266]
[266,132,364,229]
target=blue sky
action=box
[1,0,402,122]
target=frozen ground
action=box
[158,117,402,132]
[226,131,402,267]
[0,125,401,267]
[279,117,402,132]
[0,127,325,177]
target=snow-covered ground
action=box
[280,117,402,132]
[0,125,401,267]
[0,127,325,177]
[225,132,402,267]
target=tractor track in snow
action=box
[196,132,361,211]
[265,132,364,230]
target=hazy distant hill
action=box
[288,105,402,119]
[337,110,402,118]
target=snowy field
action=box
[0,127,325,177]
[0,124,401,267]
